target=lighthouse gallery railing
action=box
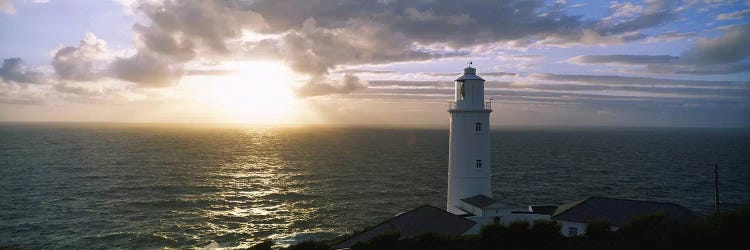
[449,101,492,110]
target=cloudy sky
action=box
[0,0,748,127]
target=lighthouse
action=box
[447,65,492,214]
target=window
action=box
[476,160,482,168]
[568,227,578,236]
[459,81,465,99]
[475,122,482,132]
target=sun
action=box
[184,61,304,124]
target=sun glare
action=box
[184,61,305,124]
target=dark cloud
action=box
[570,55,679,65]
[0,58,45,84]
[368,80,453,88]
[534,73,750,88]
[114,0,662,93]
[244,18,464,76]
[250,0,583,47]
[106,1,267,86]
[569,24,750,75]
[646,63,750,75]
[53,82,102,96]
[645,31,697,43]
[600,12,675,34]
[103,0,687,93]
[52,33,108,81]
[539,0,676,46]
[595,0,675,35]
[681,24,750,64]
[296,74,368,97]
[135,1,267,56]
[131,24,196,61]
[421,71,517,77]
[243,16,464,96]
[109,52,182,87]
[333,69,396,74]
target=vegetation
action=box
[246,207,749,250]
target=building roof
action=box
[461,194,497,208]
[529,205,559,216]
[333,205,476,249]
[552,197,702,227]
[456,66,484,81]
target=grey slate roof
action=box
[461,194,497,208]
[530,205,559,215]
[333,205,476,249]
[552,197,702,227]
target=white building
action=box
[447,65,492,215]
[445,66,549,232]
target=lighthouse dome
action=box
[456,66,484,81]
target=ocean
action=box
[1,123,748,248]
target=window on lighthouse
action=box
[475,123,482,132]
[459,81,465,100]
[476,160,482,168]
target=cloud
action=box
[646,63,750,75]
[49,32,191,87]
[421,71,517,77]
[643,31,697,43]
[569,24,750,75]
[569,55,679,65]
[533,73,750,88]
[53,82,103,96]
[537,29,645,47]
[367,77,750,99]
[115,0,638,94]
[681,24,750,64]
[332,69,396,74]
[184,69,239,76]
[716,8,750,20]
[0,0,14,14]
[245,18,462,76]
[105,0,268,86]
[109,52,182,87]
[503,54,543,61]
[52,33,108,81]
[13,0,718,99]
[295,74,368,97]
[99,0,689,94]
[131,23,196,61]
[0,58,45,84]
[482,72,519,77]
[250,0,583,47]
[595,0,676,35]
[135,1,267,56]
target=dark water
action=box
[0,124,748,248]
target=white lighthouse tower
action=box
[447,65,492,214]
